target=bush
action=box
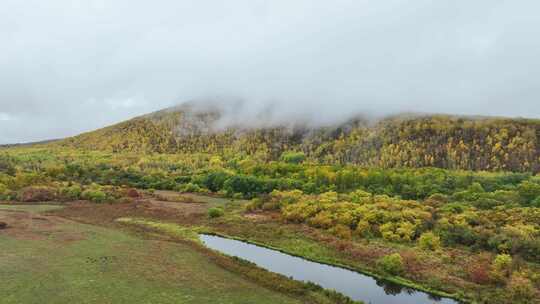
[531,196,540,208]
[59,185,82,200]
[376,253,404,275]
[232,192,244,199]
[329,224,352,239]
[469,263,491,284]
[81,189,108,203]
[417,232,441,251]
[473,197,503,209]
[223,175,268,197]
[208,207,224,218]
[125,188,140,198]
[199,171,231,192]
[280,151,306,164]
[517,181,540,204]
[308,211,334,229]
[0,183,10,200]
[467,254,492,284]
[426,193,448,204]
[506,272,536,304]
[17,186,56,202]
[244,198,263,212]
[261,201,280,211]
[490,254,513,283]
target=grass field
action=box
[0,204,64,212]
[0,205,302,304]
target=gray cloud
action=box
[1,0,539,143]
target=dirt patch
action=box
[52,200,207,228]
[0,221,7,229]
[0,210,87,242]
[147,199,207,215]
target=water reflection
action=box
[200,234,459,304]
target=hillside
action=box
[57,105,540,172]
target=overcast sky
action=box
[1,0,539,143]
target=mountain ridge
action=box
[52,105,540,172]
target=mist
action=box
[1,0,540,144]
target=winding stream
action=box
[200,234,459,304]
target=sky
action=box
[1,0,539,144]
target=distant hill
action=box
[0,139,60,149]
[56,104,540,172]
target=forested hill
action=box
[56,106,540,172]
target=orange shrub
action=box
[17,186,56,202]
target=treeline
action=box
[2,148,540,205]
[55,109,540,172]
[3,148,540,201]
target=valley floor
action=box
[2,191,539,304]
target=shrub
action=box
[531,196,540,208]
[417,232,441,251]
[280,151,306,164]
[474,197,503,209]
[517,181,540,204]
[17,186,56,202]
[399,250,421,274]
[208,207,224,218]
[270,190,304,206]
[125,188,140,198]
[376,253,404,275]
[308,211,334,229]
[199,171,231,192]
[490,254,513,283]
[506,272,536,304]
[59,185,82,200]
[0,183,9,200]
[354,220,372,238]
[329,224,352,239]
[349,190,372,204]
[426,193,448,204]
[261,201,280,211]
[244,198,263,212]
[81,189,108,203]
[232,192,244,199]
[468,256,491,284]
[223,175,269,198]
[177,183,201,193]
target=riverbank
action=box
[200,231,466,303]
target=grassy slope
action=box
[0,205,300,304]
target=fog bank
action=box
[1,0,540,143]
